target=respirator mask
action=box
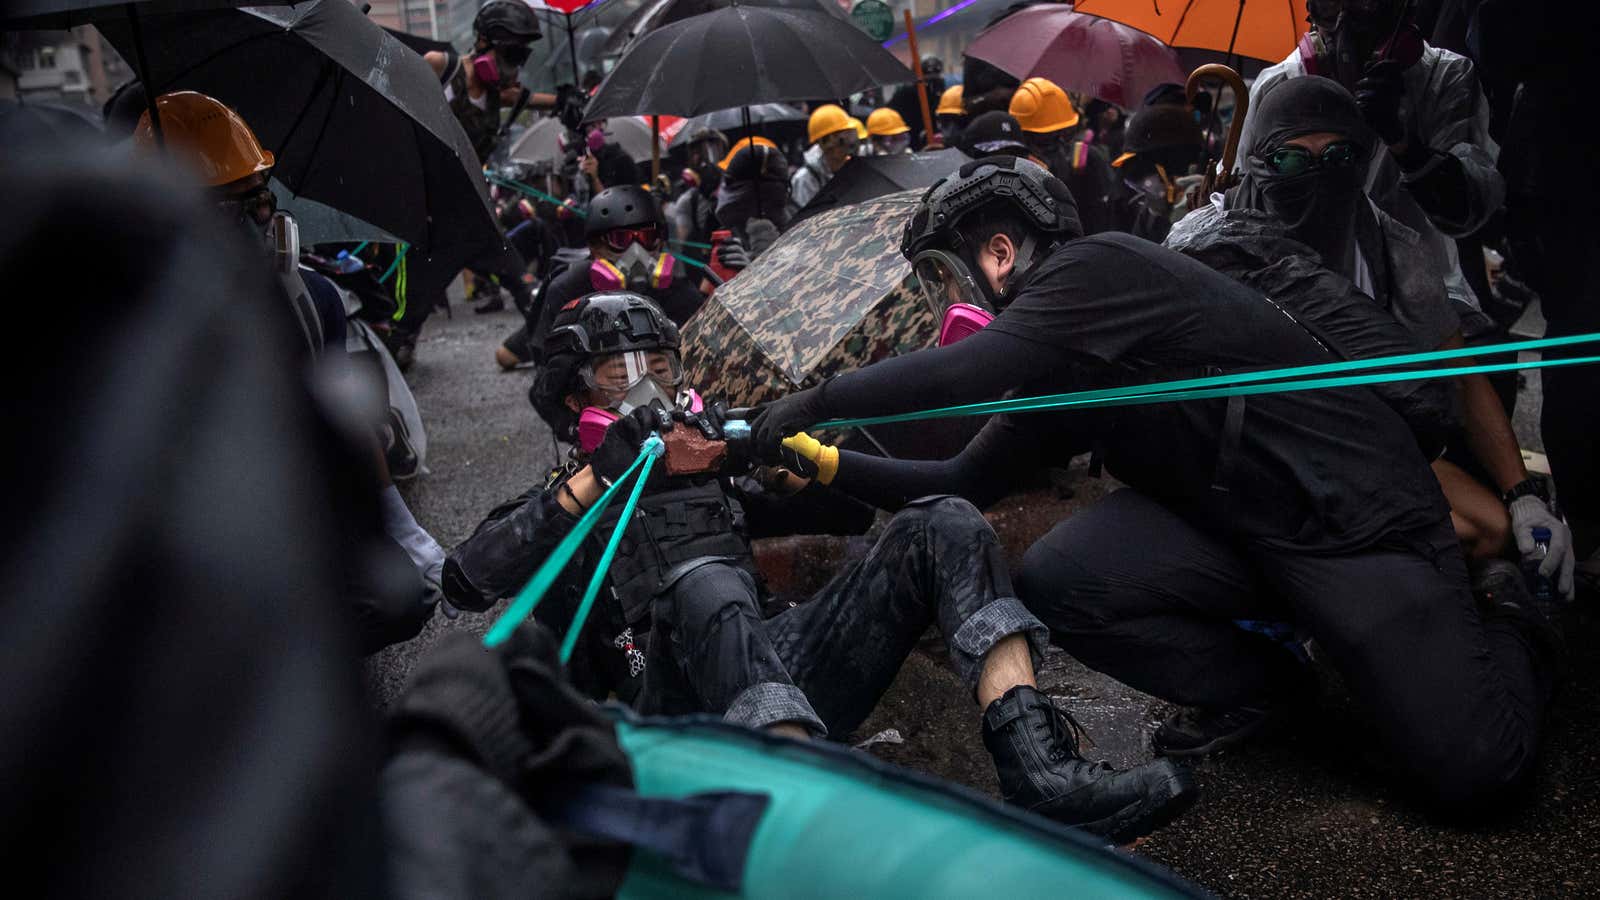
[471,41,531,90]
[575,348,697,451]
[911,249,995,346]
[590,225,675,291]
[1300,0,1419,85]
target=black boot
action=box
[1153,704,1279,757]
[982,685,1198,843]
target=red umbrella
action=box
[964,5,1187,109]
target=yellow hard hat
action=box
[807,103,854,145]
[1009,77,1080,134]
[936,84,964,117]
[718,135,778,170]
[866,107,909,137]
[848,116,868,140]
[134,91,275,187]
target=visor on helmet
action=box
[911,249,990,318]
[579,349,684,401]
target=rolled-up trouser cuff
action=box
[951,597,1051,689]
[723,682,828,738]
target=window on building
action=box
[64,70,81,85]
[40,46,57,68]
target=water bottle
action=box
[334,249,365,275]
[1523,526,1554,604]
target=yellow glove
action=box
[779,431,840,485]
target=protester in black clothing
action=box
[447,291,1197,843]
[498,185,708,372]
[887,56,945,149]
[1107,100,1205,242]
[1476,0,1600,593]
[753,156,1560,813]
[715,140,791,255]
[1176,75,1573,590]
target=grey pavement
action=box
[377,296,1598,898]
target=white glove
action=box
[1508,495,1575,600]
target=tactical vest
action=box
[595,475,756,626]
[448,65,502,164]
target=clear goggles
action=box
[579,349,685,400]
[910,249,990,318]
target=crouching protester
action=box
[442,291,1197,843]
[751,156,1562,815]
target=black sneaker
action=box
[1475,558,1566,677]
[473,292,507,314]
[982,685,1198,843]
[1152,704,1278,758]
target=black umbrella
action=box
[583,6,912,119]
[668,103,807,147]
[0,99,103,148]
[600,0,849,58]
[383,27,453,60]
[98,0,499,263]
[790,149,969,226]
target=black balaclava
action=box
[1230,76,1375,274]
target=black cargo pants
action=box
[638,496,1049,738]
[1017,488,1556,812]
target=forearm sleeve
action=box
[831,416,1041,510]
[821,328,1061,422]
[441,486,578,611]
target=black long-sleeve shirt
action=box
[825,234,1451,554]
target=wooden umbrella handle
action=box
[1186,63,1249,195]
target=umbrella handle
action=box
[1185,64,1249,195]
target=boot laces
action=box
[1031,697,1093,763]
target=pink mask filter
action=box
[938,303,994,346]
[471,52,501,88]
[577,390,704,453]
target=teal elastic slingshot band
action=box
[818,332,1600,430]
[560,441,664,663]
[487,175,585,216]
[483,435,663,648]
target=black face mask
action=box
[1252,159,1367,269]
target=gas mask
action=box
[591,242,677,292]
[911,249,995,346]
[574,348,695,451]
[1300,0,1420,87]
[264,210,300,276]
[471,40,531,90]
[871,134,912,156]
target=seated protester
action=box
[1009,78,1119,236]
[496,185,708,371]
[1107,100,1205,242]
[865,108,913,156]
[750,156,1562,815]
[445,292,1198,844]
[1168,76,1574,595]
[134,91,442,652]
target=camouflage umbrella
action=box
[684,189,985,457]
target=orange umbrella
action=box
[1073,0,1309,65]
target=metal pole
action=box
[902,9,935,147]
[124,3,163,147]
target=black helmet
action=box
[902,155,1081,261]
[543,291,680,360]
[475,0,542,43]
[584,184,665,239]
[532,292,679,438]
[921,56,944,77]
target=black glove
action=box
[701,399,759,475]
[590,404,670,486]
[715,235,751,272]
[750,384,830,460]
[1354,59,1407,147]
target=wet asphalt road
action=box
[376,296,1598,898]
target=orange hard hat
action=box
[134,91,275,187]
[936,84,964,117]
[718,135,778,170]
[1009,77,1080,134]
[848,116,868,140]
[807,103,854,145]
[866,107,910,137]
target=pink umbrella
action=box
[964,5,1187,109]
